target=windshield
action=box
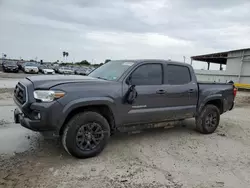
[3,61,17,66]
[89,61,134,81]
[25,62,37,66]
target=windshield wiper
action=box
[96,77,108,80]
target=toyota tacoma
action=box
[14,59,236,158]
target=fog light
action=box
[34,112,41,120]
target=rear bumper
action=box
[229,101,235,111]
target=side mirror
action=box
[123,84,137,104]
[126,75,132,85]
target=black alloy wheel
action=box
[76,122,105,151]
[204,112,218,129]
[196,104,220,134]
[62,111,110,158]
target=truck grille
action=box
[14,82,27,105]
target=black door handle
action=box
[188,89,194,93]
[156,90,166,94]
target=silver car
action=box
[58,67,74,74]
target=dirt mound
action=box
[235,92,250,107]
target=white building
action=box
[191,48,250,85]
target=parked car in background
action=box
[23,62,39,74]
[2,61,19,73]
[42,67,55,74]
[38,65,45,73]
[17,61,24,70]
[39,65,55,74]
[75,67,87,75]
[58,67,74,74]
[53,66,60,73]
[85,68,93,75]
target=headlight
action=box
[33,90,65,102]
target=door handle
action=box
[156,90,166,94]
[188,89,194,93]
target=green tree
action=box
[76,60,91,66]
[104,59,111,64]
[63,51,69,62]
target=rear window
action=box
[165,65,191,85]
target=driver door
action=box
[122,63,167,125]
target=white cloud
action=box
[0,0,249,69]
[144,33,191,47]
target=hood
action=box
[43,68,54,72]
[59,69,73,72]
[25,66,38,69]
[26,75,111,89]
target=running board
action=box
[117,120,183,133]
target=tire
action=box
[195,104,220,134]
[62,111,110,158]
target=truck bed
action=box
[197,82,235,114]
[198,81,233,85]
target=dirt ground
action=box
[0,89,250,188]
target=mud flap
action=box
[14,108,21,124]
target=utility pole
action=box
[183,56,186,63]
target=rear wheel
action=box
[196,104,220,134]
[62,111,110,158]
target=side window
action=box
[131,64,162,85]
[166,65,191,85]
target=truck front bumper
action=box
[14,107,56,132]
[14,100,64,136]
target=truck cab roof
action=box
[112,59,188,65]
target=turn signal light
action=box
[233,87,237,97]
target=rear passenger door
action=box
[163,64,198,119]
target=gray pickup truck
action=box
[14,59,236,158]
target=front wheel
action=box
[62,111,110,158]
[196,104,220,134]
